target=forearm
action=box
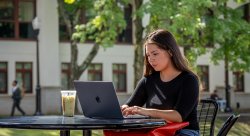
[122,105,183,123]
[146,108,183,123]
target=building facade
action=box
[0,0,249,115]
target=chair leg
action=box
[60,130,70,136]
[82,130,91,136]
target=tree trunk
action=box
[223,2,232,112]
[133,0,144,88]
[224,54,232,112]
[69,42,100,89]
[69,40,79,89]
[78,43,100,74]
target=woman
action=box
[121,29,199,136]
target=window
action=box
[243,3,250,22]
[112,64,126,92]
[0,62,8,94]
[88,63,102,81]
[59,19,69,41]
[197,65,209,92]
[117,4,132,43]
[0,0,36,39]
[61,63,71,90]
[16,62,32,93]
[233,71,244,92]
[237,3,249,22]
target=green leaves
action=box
[73,0,126,48]
[142,0,213,64]
[64,0,75,4]
[209,2,250,72]
[141,0,250,72]
[64,0,250,73]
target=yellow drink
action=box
[61,91,76,117]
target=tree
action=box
[59,0,127,88]
[145,0,214,61]
[206,1,250,111]
[132,0,144,88]
[133,1,250,100]
[132,0,213,85]
[208,1,250,72]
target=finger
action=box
[131,106,139,114]
[121,107,129,115]
[122,107,134,116]
[121,105,129,112]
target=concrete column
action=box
[37,0,61,113]
[37,0,60,86]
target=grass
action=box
[0,118,249,136]
[214,120,250,136]
[0,129,104,136]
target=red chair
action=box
[104,122,189,136]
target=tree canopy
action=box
[60,0,127,88]
[139,0,250,72]
[62,0,250,89]
[139,0,213,64]
[207,1,250,72]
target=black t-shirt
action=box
[125,71,199,130]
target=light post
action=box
[32,17,42,115]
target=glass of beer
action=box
[61,90,76,117]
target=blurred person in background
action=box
[10,80,25,116]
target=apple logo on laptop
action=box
[95,96,101,103]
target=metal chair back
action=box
[197,99,219,136]
[217,114,240,136]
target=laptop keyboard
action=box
[123,114,150,119]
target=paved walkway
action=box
[218,112,250,117]
[216,110,250,123]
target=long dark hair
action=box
[143,29,197,78]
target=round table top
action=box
[0,115,166,130]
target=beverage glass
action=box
[61,90,76,117]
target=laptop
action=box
[73,81,149,119]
